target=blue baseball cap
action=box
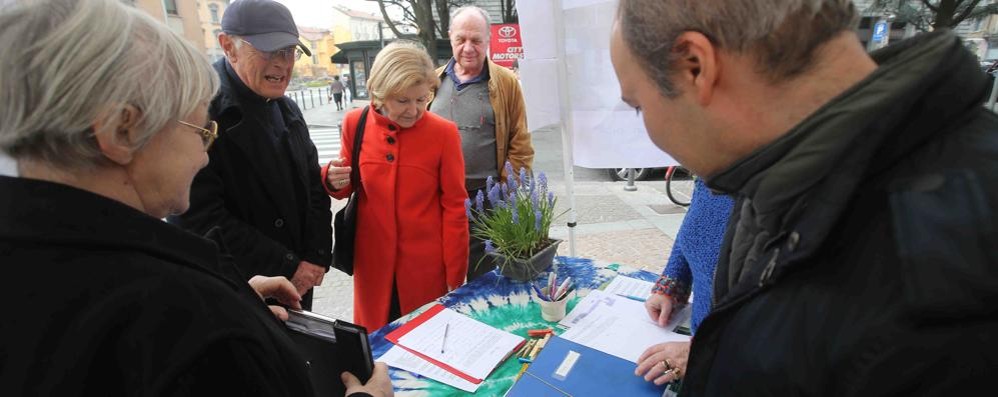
[221,0,311,57]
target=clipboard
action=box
[285,310,374,397]
[385,304,526,384]
[505,336,665,397]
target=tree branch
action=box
[953,0,984,25]
[371,0,407,39]
[921,0,940,13]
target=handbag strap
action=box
[349,106,370,189]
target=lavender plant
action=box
[464,162,564,273]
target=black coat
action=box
[168,60,332,284]
[686,32,998,396]
[0,176,313,396]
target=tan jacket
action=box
[433,59,533,179]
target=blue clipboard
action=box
[505,336,666,397]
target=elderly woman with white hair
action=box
[0,0,392,395]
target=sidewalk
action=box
[297,100,687,320]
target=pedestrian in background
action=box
[612,0,998,395]
[169,0,332,310]
[430,5,534,281]
[323,41,469,330]
[330,75,345,111]
[0,0,392,395]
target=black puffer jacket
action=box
[685,31,998,396]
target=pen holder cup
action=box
[538,287,568,322]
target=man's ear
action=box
[219,33,238,62]
[92,104,142,166]
[672,31,719,106]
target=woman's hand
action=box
[325,157,352,191]
[247,275,302,321]
[645,293,675,327]
[635,341,690,386]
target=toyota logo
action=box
[498,26,517,38]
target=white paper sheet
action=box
[396,307,523,381]
[378,346,480,393]
[603,276,656,300]
[558,290,691,363]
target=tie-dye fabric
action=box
[369,256,659,396]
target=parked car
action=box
[607,167,663,181]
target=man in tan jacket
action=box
[430,5,534,281]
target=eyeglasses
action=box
[241,40,303,62]
[178,120,218,150]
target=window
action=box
[312,54,319,65]
[209,4,219,23]
[163,0,178,15]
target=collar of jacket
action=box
[703,30,985,302]
[0,176,241,289]
[212,59,304,127]
[433,58,506,99]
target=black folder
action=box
[285,310,374,397]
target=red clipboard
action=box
[385,304,526,385]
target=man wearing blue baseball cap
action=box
[170,0,333,316]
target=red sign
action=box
[490,23,523,69]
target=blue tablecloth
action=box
[369,256,660,396]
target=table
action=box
[369,256,660,396]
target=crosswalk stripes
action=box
[308,125,341,166]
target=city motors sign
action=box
[490,23,523,69]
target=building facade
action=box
[130,0,205,53]
[294,27,340,79]
[197,0,229,62]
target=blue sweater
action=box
[663,178,735,334]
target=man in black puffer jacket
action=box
[611,0,998,395]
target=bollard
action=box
[988,71,998,112]
[310,89,315,108]
[624,168,638,191]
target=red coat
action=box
[323,107,469,330]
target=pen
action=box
[532,284,549,301]
[548,272,557,301]
[556,285,572,301]
[616,293,647,303]
[441,323,449,354]
[554,277,571,301]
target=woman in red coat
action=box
[322,41,469,330]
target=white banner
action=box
[517,0,677,168]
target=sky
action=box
[275,0,381,29]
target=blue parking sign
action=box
[872,21,888,42]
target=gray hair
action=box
[450,5,491,37]
[0,0,219,168]
[617,0,857,97]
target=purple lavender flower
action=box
[486,175,495,193]
[512,208,519,224]
[475,190,485,212]
[509,190,518,209]
[488,184,501,207]
[507,173,517,190]
[485,240,496,254]
[465,198,473,220]
[534,210,542,231]
[504,161,514,180]
[501,181,508,198]
[538,172,548,193]
[548,191,555,206]
[519,167,528,189]
[531,184,540,208]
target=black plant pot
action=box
[491,239,562,282]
